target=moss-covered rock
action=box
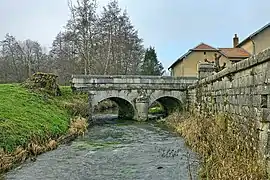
[23,72,61,96]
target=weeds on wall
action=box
[166,111,267,179]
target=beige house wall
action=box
[253,28,270,54]
[240,40,253,55]
[239,28,270,55]
[172,51,229,77]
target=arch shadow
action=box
[150,96,182,117]
[96,97,135,120]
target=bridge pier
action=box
[135,100,149,121]
[134,89,150,121]
[88,92,94,122]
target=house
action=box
[236,23,270,55]
[168,43,223,77]
[168,37,250,77]
[169,22,270,77]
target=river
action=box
[3,116,199,180]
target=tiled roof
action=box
[219,48,250,58]
[168,43,251,70]
[192,43,217,50]
[168,43,219,69]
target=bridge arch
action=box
[149,95,183,116]
[94,96,135,119]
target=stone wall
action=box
[187,48,270,156]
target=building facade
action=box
[169,39,250,77]
[236,23,270,55]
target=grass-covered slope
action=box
[0,84,118,154]
[0,84,75,152]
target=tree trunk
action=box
[104,28,112,75]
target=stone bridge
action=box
[71,75,197,121]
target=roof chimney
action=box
[233,34,239,48]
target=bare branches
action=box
[214,53,226,72]
[0,0,145,84]
[0,34,48,83]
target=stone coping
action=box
[72,74,198,80]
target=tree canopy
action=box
[0,0,165,84]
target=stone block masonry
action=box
[188,48,270,157]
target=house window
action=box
[204,52,206,55]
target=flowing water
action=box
[4,116,199,180]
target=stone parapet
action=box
[71,75,198,91]
[198,62,215,80]
[187,48,270,158]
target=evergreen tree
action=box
[140,46,164,75]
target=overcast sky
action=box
[0,0,269,69]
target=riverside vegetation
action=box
[0,84,88,174]
[0,73,116,174]
[164,111,268,179]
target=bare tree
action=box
[17,39,44,77]
[1,34,21,81]
[0,0,145,84]
[50,31,80,84]
[0,34,48,83]
[214,53,226,72]
[66,0,98,75]
[98,1,144,75]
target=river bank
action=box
[3,119,199,180]
[164,111,268,179]
[0,82,166,176]
[0,84,115,174]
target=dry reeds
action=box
[0,116,88,174]
[63,100,89,117]
[166,112,268,180]
[0,141,51,173]
[68,116,88,136]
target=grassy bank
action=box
[0,84,71,152]
[0,84,90,173]
[165,112,267,179]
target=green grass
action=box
[57,86,88,100]
[0,84,81,152]
[148,106,165,114]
